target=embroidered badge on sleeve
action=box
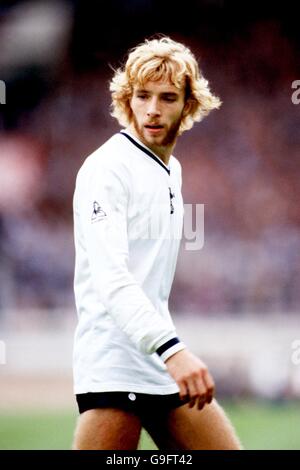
[91,201,107,223]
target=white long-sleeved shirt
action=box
[73,129,186,394]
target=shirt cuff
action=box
[156,337,186,362]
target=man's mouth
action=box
[144,124,163,129]
[144,124,164,136]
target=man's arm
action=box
[74,157,185,359]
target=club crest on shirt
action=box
[91,201,107,223]
[169,187,175,214]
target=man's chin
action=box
[132,122,171,149]
[140,130,163,147]
[145,134,163,144]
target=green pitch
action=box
[0,400,299,450]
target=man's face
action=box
[129,79,187,156]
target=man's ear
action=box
[182,99,193,117]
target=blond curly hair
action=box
[109,36,221,134]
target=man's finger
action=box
[188,396,197,408]
[186,380,198,408]
[197,394,207,410]
[202,369,215,404]
[188,377,207,409]
[178,381,189,401]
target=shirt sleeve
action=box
[74,158,186,359]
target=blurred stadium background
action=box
[0,0,300,449]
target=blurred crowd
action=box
[0,0,299,315]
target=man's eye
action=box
[137,94,148,100]
[163,97,177,102]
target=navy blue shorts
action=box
[76,391,188,418]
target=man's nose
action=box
[147,97,160,116]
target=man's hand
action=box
[165,349,215,410]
